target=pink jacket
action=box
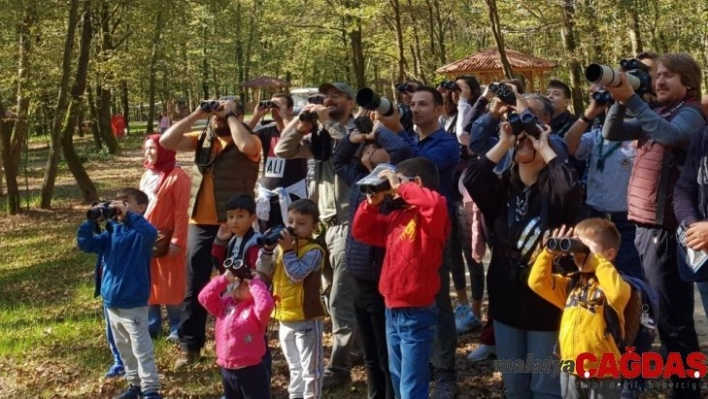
[198,275,274,369]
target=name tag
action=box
[265,156,285,178]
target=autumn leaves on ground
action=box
[0,135,504,398]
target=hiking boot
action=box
[430,380,458,399]
[454,304,482,334]
[466,344,496,362]
[113,385,141,399]
[322,369,351,389]
[174,350,200,368]
[104,364,125,378]
[142,392,163,399]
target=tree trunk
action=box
[628,0,643,55]
[11,5,36,176]
[350,22,366,88]
[41,0,80,209]
[121,80,129,136]
[406,0,424,79]
[432,0,447,65]
[146,10,164,133]
[97,85,118,153]
[560,0,585,114]
[0,100,20,213]
[87,82,102,151]
[201,35,209,99]
[62,0,97,204]
[484,0,514,79]
[391,0,407,82]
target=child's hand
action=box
[216,224,232,241]
[378,169,401,193]
[278,228,296,253]
[110,201,128,221]
[367,191,386,206]
[224,269,236,283]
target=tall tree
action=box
[40,0,79,209]
[0,100,19,214]
[559,0,585,114]
[483,0,514,79]
[62,0,98,204]
[146,10,164,133]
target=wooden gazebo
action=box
[435,48,557,92]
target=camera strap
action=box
[226,228,256,262]
[596,138,622,173]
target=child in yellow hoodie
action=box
[528,218,631,399]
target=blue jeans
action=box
[148,304,181,337]
[493,320,561,399]
[104,304,122,366]
[386,306,437,399]
[698,282,708,320]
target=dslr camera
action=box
[223,258,253,280]
[585,58,652,95]
[86,201,123,220]
[257,225,295,247]
[546,237,590,255]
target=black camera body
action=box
[440,81,460,91]
[354,116,374,134]
[546,237,590,255]
[257,225,295,247]
[299,112,318,123]
[199,100,220,112]
[259,100,278,109]
[86,201,121,220]
[620,58,653,95]
[223,258,253,280]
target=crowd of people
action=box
[76,50,708,399]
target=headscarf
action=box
[143,134,176,194]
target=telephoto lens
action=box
[356,88,395,117]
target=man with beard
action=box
[275,82,359,389]
[159,97,262,368]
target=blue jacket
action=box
[400,128,460,200]
[77,212,157,309]
[333,127,412,282]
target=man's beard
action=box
[328,107,345,121]
[214,122,231,137]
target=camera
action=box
[299,111,318,123]
[308,95,325,105]
[86,201,121,220]
[507,110,541,139]
[585,58,652,95]
[356,88,399,117]
[354,116,374,134]
[440,81,460,91]
[223,258,253,280]
[396,83,415,92]
[546,237,590,255]
[257,225,295,247]
[592,90,613,105]
[259,100,278,109]
[199,100,221,112]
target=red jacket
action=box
[352,183,450,308]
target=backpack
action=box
[568,272,658,351]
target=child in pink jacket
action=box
[198,269,274,399]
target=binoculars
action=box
[507,110,541,139]
[487,82,517,105]
[396,83,416,92]
[440,81,459,91]
[592,90,612,105]
[259,100,278,109]
[86,201,121,220]
[546,237,590,254]
[199,100,221,112]
[299,112,318,122]
[223,258,253,280]
[257,225,295,247]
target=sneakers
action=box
[466,344,496,362]
[454,304,482,334]
[142,392,163,399]
[113,385,141,399]
[430,380,458,399]
[105,364,125,378]
[174,350,200,368]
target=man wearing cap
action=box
[159,97,262,368]
[275,82,359,389]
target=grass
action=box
[0,133,687,398]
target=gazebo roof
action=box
[436,48,557,75]
[242,76,291,88]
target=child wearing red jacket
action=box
[198,269,274,399]
[352,157,450,399]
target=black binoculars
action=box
[396,83,415,92]
[507,110,541,139]
[488,82,516,105]
[259,100,278,109]
[223,258,253,280]
[440,81,459,91]
[257,225,295,247]
[546,237,590,254]
[308,95,325,105]
[592,90,612,105]
[299,112,318,122]
[86,201,121,220]
[199,100,221,112]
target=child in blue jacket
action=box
[77,188,162,399]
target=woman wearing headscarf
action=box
[140,134,191,342]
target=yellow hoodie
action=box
[528,249,631,376]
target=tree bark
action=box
[390,0,407,82]
[41,0,80,209]
[350,21,366,88]
[0,100,20,213]
[560,0,585,114]
[484,0,514,79]
[146,10,164,133]
[11,5,36,176]
[121,79,129,136]
[94,0,119,154]
[62,0,97,204]
[628,0,643,55]
[87,82,102,151]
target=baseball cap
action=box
[318,82,356,99]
